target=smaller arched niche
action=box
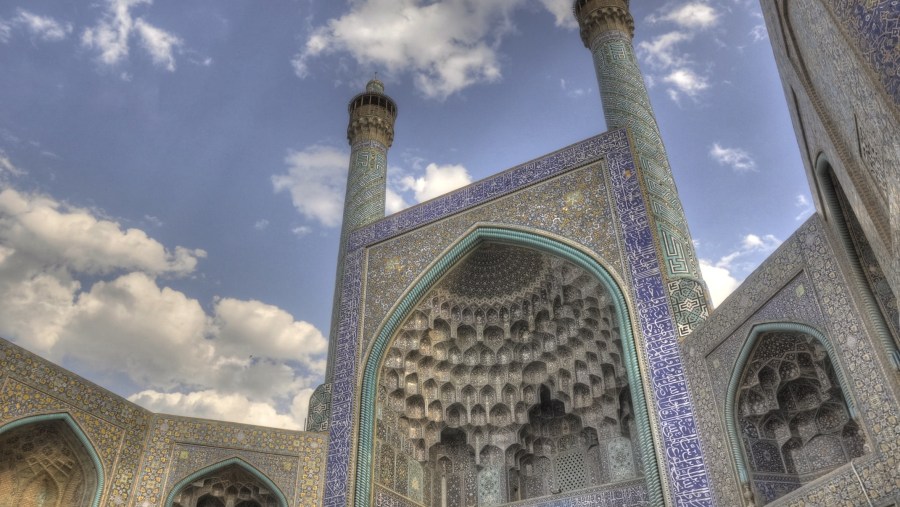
[167,461,286,507]
[732,327,865,504]
[0,415,101,507]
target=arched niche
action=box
[726,322,865,504]
[165,458,287,507]
[815,155,899,369]
[0,412,104,507]
[357,226,662,507]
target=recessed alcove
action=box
[374,243,646,506]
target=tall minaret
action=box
[574,0,710,336]
[325,79,398,383]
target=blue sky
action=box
[0,0,811,428]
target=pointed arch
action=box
[356,225,663,507]
[814,154,900,370]
[0,412,104,507]
[725,321,862,491]
[164,457,288,507]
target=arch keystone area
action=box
[355,225,664,507]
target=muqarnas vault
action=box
[0,0,898,506]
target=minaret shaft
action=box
[325,81,397,383]
[576,0,710,336]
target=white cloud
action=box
[794,193,813,221]
[292,225,312,237]
[538,0,578,29]
[128,389,314,429]
[254,219,269,231]
[212,298,327,373]
[272,145,349,228]
[750,24,768,43]
[0,188,204,276]
[0,10,72,43]
[0,185,327,429]
[293,0,526,99]
[709,143,756,172]
[560,78,589,98]
[0,21,11,43]
[699,259,739,307]
[637,31,691,69]
[699,233,782,306]
[133,18,182,71]
[385,187,409,215]
[12,10,72,41]
[82,0,183,71]
[0,150,25,177]
[82,0,147,66]
[399,163,472,203]
[741,233,780,251]
[664,68,709,99]
[650,3,719,29]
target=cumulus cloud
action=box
[650,2,719,29]
[664,68,709,99]
[272,145,349,228]
[293,0,529,99]
[710,143,756,172]
[211,297,327,373]
[385,187,409,215]
[129,388,315,429]
[639,3,719,103]
[0,188,204,276]
[398,163,472,203]
[82,0,183,71]
[699,259,739,308]
[0,186,327,428]
[699,233,781,306]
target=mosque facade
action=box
[0,1,898,506]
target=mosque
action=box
[0,0,898,506]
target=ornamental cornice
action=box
[574,0,635,47]
[347,115,395,147]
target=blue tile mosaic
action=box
[324,129,713,506]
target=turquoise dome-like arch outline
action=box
[354,225,664,507]
[724,321,859,487]
[0,412,105,507]
[164,456,289,507]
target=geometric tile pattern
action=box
[137,416,327,507]
[734,330,865,502]
[306,382,333,432]
[324,129,714,506]
[167,443,299,503]
[586,27,709,337]
[0,419,99,507]
[604,132,713,505]
[827,0,900,104]
[327,79,397,385]
[0,342,145,507]
[359,160,623,361]
[683,217,900,506]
